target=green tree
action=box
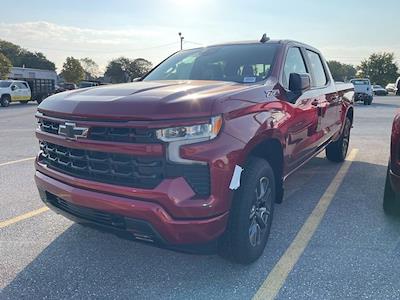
[60,57,84,83]
[327,60,357,82]
[105,58,129,83]
[105,57,153,83]
[130,58,152,79]
[0,40,55,70]
[0,53,12,79]
[80,57,101,80]
[357,52,399,86]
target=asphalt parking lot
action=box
[1,96,400,299]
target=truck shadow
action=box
[2,157,399,299]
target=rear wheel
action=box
[0,95,11,107]
[383,164,400,216]
[326,117,351,162]
[218,157,275,264]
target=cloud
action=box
[0,21,180,70]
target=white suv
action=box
[0,80,32,107]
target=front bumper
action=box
[354,93,372,101]
[35,170,229,245]
[34,124,247,245]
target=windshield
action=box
[143,44,279,84]
[0,81,12,88]
[351,79,370,85]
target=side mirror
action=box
[289,73,311,94]
[11,85,17,91]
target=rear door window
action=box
[306,50,328,87]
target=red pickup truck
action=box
[35,37,354,264]
[384,113,400,215]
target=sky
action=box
[0,0,399,72]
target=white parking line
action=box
[0,157,35,167]
[253,148,359,300]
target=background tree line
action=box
[328,52,399,87]
[0,39,152,83]
[0,38,398,86]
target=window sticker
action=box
[243,77,256,83]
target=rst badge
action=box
[58,122,89,140]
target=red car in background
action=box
[384,113,400,214]
[35,37,354,264]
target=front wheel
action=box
[326,117,351,162]
[218,157,275,264]
[1,95,11,107]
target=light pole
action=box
[178,32,184,50]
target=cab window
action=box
[282,47,307,89]
[306,50,328,87]
[17,82,28,89]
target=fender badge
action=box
[264,89,280,98]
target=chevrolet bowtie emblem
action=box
[58,122,89,140]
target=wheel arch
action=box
[1,93,11,99]
[245,135,285,203]
[346,106,354,125]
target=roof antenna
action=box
[260,33,270,43]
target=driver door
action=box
[282,47,321,173]
[10,83,20,102]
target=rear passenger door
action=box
[304,49,340,143]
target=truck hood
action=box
[38,80,253,121]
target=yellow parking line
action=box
[253,148,359,300]
[0,157,35,167]
[0,207,49,229]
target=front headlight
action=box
[156,115,223,142]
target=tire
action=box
[383,164,400,216]
[218,157,275,264]
[326,117,351,162]
[1,95,11,107]
[363,99,368,105]
[36,96,43,104]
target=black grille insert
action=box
[90,127,158,143]
[40,141,164,189]
[38,119,158,143]
[39,142,210,196]
[38,119,60,135]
